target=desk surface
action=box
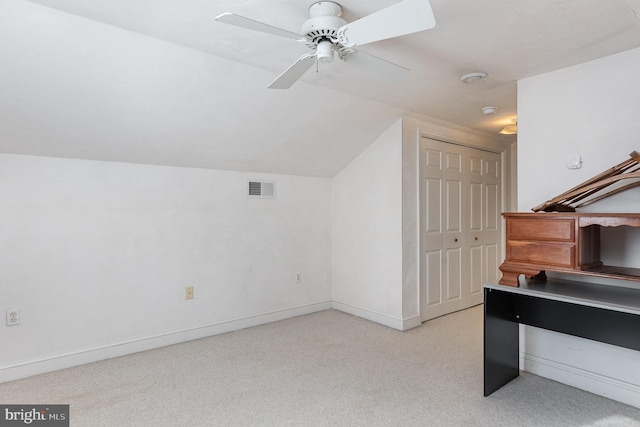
[484,278,640,316]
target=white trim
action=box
[521,352,640,409]
[331,300,420,331]
[401,314,422,330]
[0,301,331,384]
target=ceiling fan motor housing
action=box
[302,2,346,43]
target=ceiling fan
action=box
[215,0,436,89]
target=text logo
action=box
[0,405,69,427]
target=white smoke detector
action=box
[460,72,488,83]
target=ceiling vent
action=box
[248,180,276,199]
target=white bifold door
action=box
[420,138,502,321]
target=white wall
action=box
[517,47,640,408]
[331,115,513,331]
[0,154,332,382]
[331,119,405,329]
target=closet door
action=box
[420,139,502,321]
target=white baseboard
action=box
[0,300,331,384]
[331,300,421,331]
[522,353,640,409]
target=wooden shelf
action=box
[582,265,640,281]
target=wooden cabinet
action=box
[499,213,640,286]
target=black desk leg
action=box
[484,288,520,396]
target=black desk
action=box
[484,278,640,396]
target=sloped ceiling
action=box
[1,0,640,177]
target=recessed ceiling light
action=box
[460,72,488,83]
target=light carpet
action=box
[1,306,639,426]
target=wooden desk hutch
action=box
[498,151,640,287]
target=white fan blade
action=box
[338,0,436,47]
[215,13,302,40]
[344,50,410,82]
[268,54,316,89]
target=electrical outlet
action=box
[6,309,20,326]
[295,273,302,284]
[185,286,194,300]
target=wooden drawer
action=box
[506,241,576,269]
[507,217,575,242]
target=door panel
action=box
[446,247,462,301]
[425,179,442,233]
[486,183,499,230]
[446,180,462,232]
[470,182,483,232]
[425,250,442,306]
[485,243,500,284]
[470,245,483,296]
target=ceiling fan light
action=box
[500,125,518,135]
[316,40,334,63]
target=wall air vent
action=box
[248,180,276,199]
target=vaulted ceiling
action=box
[1,0,640,177]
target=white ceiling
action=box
[1,0,640,177]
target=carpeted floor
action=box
[1,306,639,426]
